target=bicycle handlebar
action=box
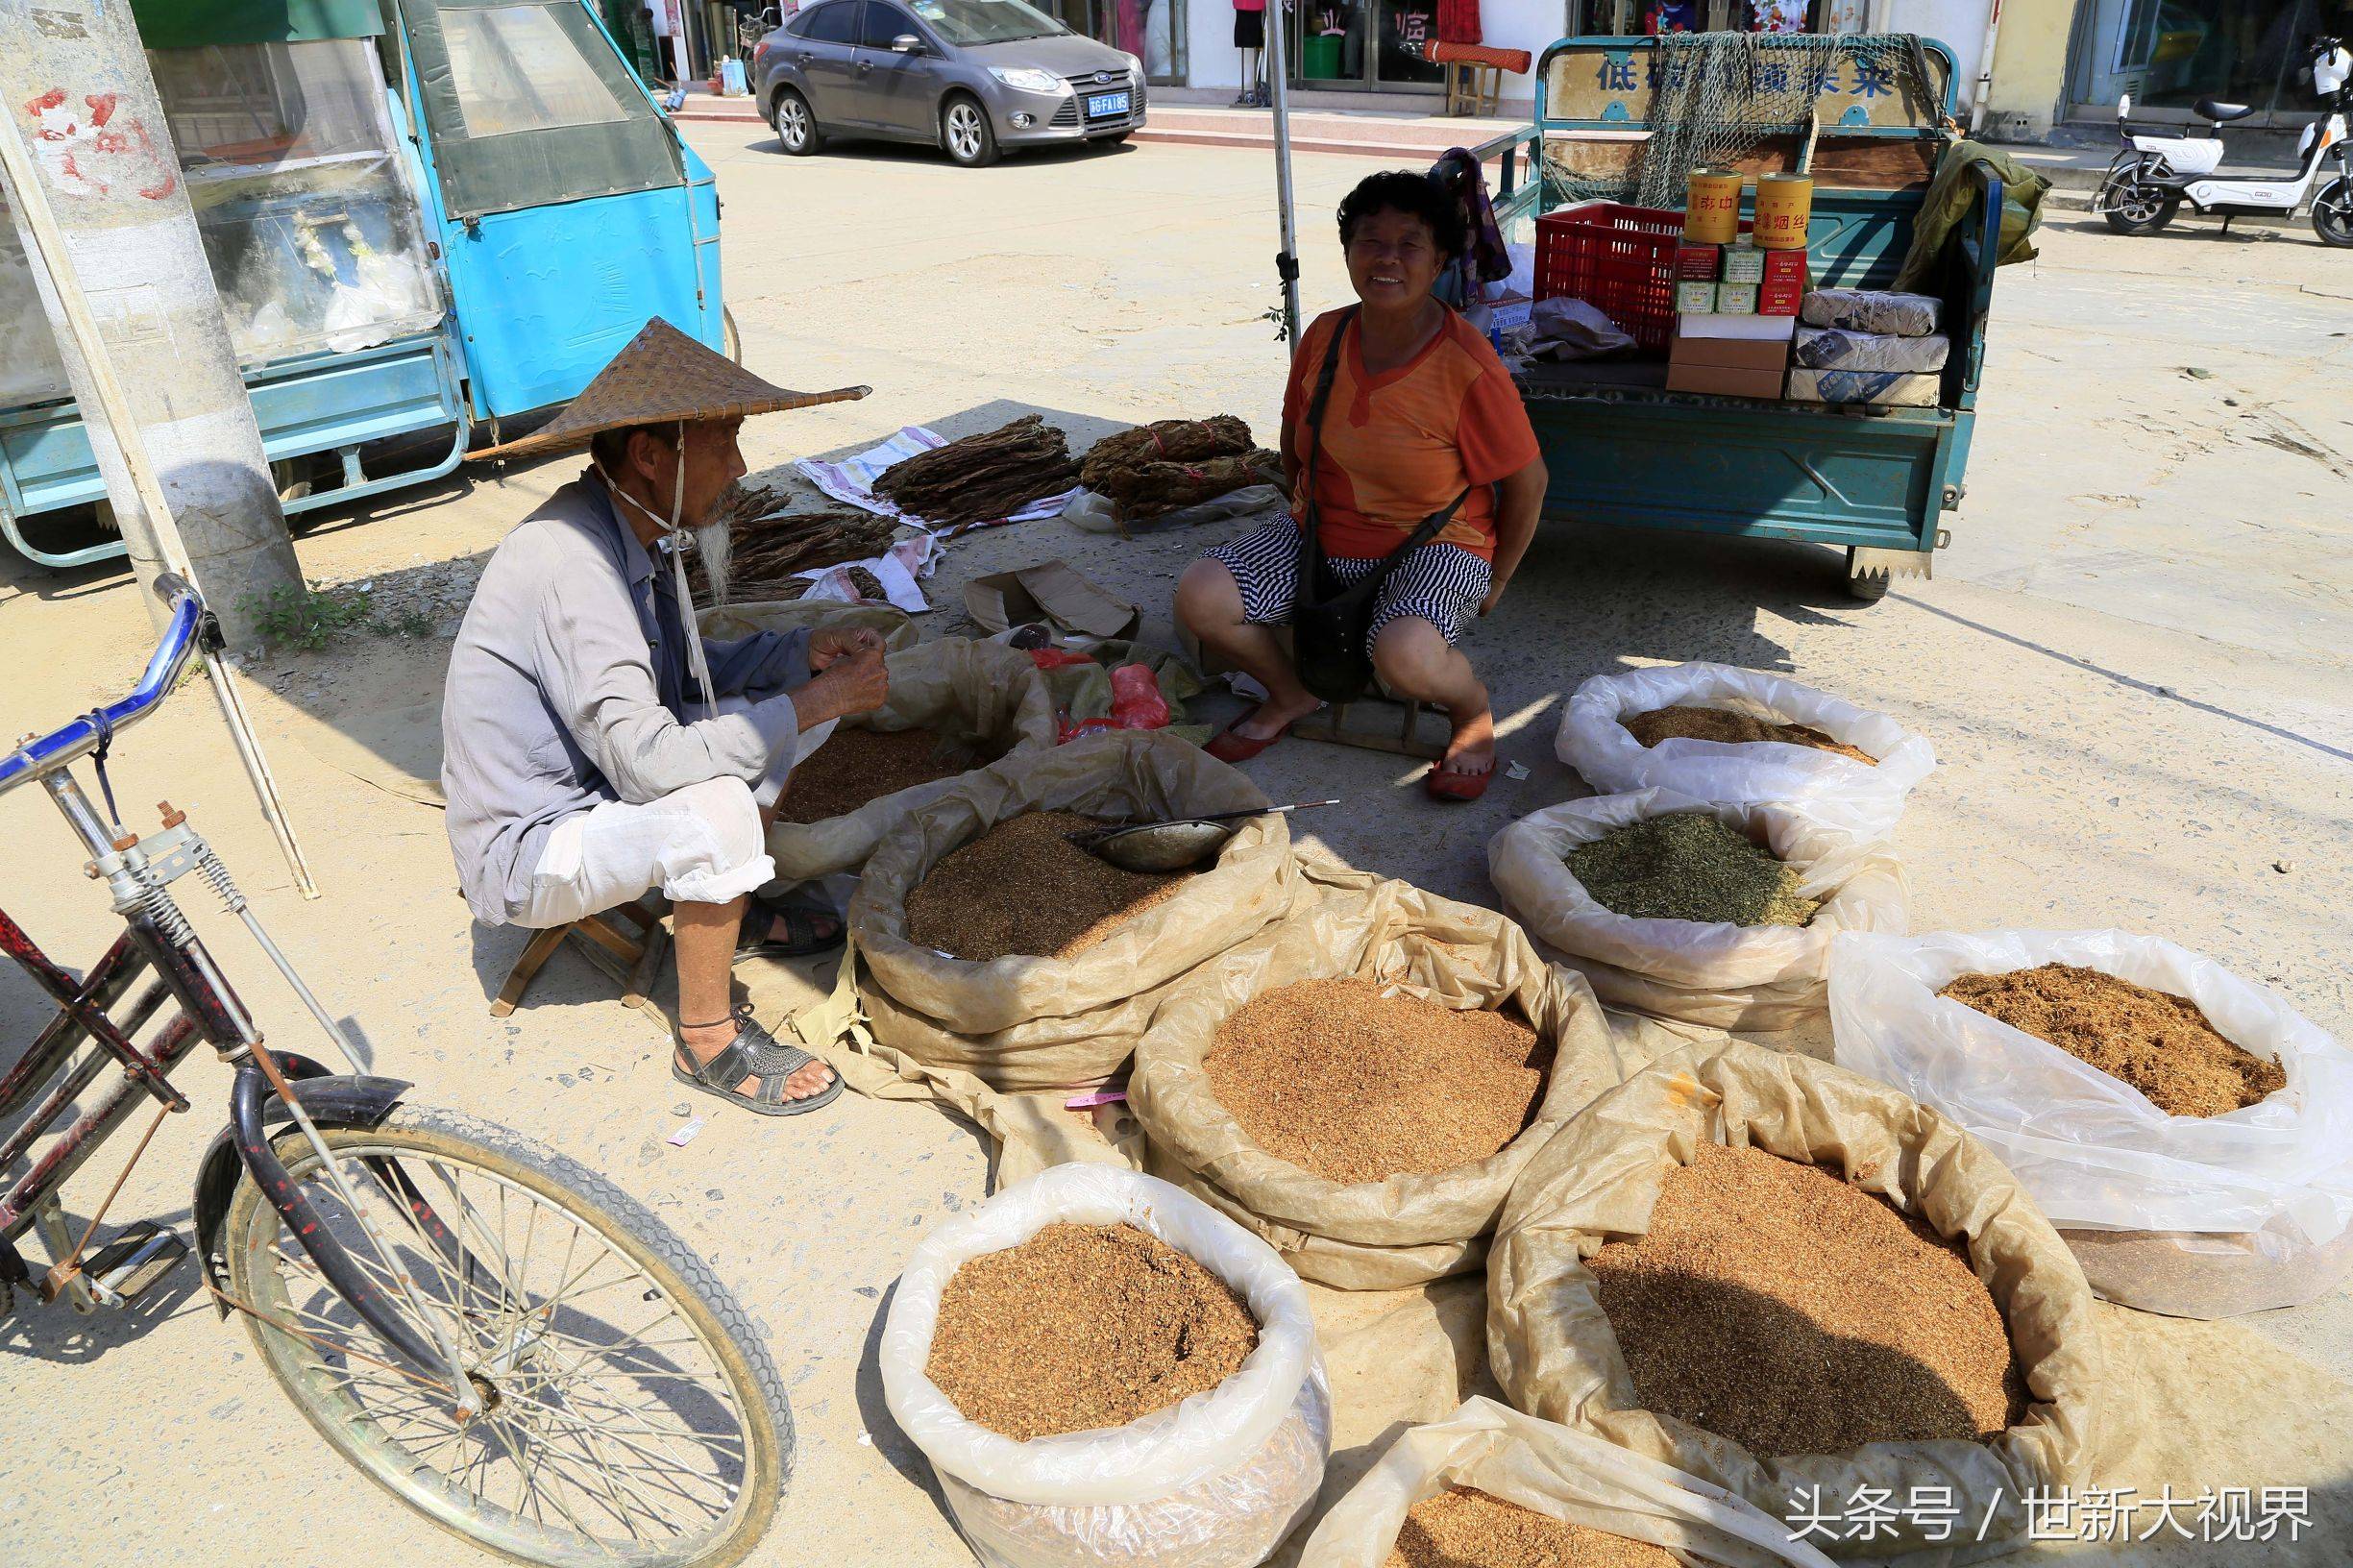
[0,573,207,799]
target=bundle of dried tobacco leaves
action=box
[1079,416,1281,522]
[870,414,1081,530]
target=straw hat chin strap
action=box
[595,420,720,720]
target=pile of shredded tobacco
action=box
[1385,1487,1679,1568]
[1566,812,1821,928]
[1623,704,1877,764]
[1206,978,1553,1184]
[776,726,985,823]
[924,1223,1258,1440]
[906,809,1195,961]
[1943,963,2285,1117]
[1588,1143,2024,1459]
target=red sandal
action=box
[1206,718,1299,764]
[1424,761,1493,802]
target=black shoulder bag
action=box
[1290,307,1472,703]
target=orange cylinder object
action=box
[1682,168,1744,244]
[1753,173,1815,250]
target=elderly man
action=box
[444,319,881,1117]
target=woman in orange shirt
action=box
[1175,171,1547,799]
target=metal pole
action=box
[0,0,303,650]
[0,35,320,897]
[1267,0,1302,345]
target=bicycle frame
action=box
[0,576,467,1400]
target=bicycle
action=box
[1,576,791,1567]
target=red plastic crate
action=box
[1535,202,1751,355]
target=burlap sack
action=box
[1130,872,1641,1290]
[1487,788,1907,1030]
[848,730,1296,1092]
[1487,1041,2101,1559]
[1296,1396,1838,1568]
[766,637,1057,881]
[696,598,919,650]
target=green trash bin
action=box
[1303,34,1343,79]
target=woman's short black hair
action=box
[1336,170,1467,260]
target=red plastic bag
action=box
[1110,663,1172,731]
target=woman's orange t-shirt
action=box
[1282,306,1540,563]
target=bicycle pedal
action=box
[83,1222,189,1304]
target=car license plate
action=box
[1086,90,1131,118]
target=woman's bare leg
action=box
[1174,558,1323,740]
[1370,617,1494,774]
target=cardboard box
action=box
[1721,244,1765,284]
[1675,281,1717,313]
[1665,363,1788,398]
[1759,279,1805,316]
[1716,282,1759,315]
[1676,244,1721,282]
[1763,249,1809,284]
[964,561,1140,640]
[1670,320,1792,371]
[1678,313,1797,341]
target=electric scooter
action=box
[2095,35,2352,247]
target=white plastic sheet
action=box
[1829,930,2353,1318]
[1487,789,1907,1029]
[879,1165,1330,1567]
[1297,1397,1838,1568]
[1556,663,1935,842]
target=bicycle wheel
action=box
[221,1104,790,1568]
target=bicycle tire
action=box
[222,1104,790,1568]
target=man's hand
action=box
[810,625,885,671]
[796,644,889,729]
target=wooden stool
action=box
[491,894,671,1019]
[1289,696,1450,760]
[1443,62,1504,117]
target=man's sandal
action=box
[674,1004,844,1117]
[736,894,846,960]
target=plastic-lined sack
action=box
[879,1164,1330,1568]
[1829,930,2353,1319]
[1793,326,1950,373]
[1785,369,1941,408]
[848,730,1297,1091]
[1487,1041,2102,1558]
[696,597,918,651]
[1556,662,1935,842]
[1130,873,1636,1290]
[1800,288,1940,336]
[1486,789,1907,1030]
[1297,1396,1837,1568]
[768,637,1058,882]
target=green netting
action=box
[1552,33,1949,208]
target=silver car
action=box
[753,0,1144,167]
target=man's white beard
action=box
[693,518,732,607]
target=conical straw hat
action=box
[477,316,869,461]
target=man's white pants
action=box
[515,708,835,930]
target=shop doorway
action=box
[1576,0,1868,34]
[1042,0,1187,82]
[1287,0,1444,94]
[2068,0,2353,125]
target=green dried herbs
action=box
[1567,812,1822,928]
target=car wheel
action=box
[772,87,821,156]
[940,93,998,167]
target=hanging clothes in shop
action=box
[1749,0,1806,33]
[1234,0,1265,49]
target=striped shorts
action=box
[1203,516,1492,647]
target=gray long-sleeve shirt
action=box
[442,472,810,924]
